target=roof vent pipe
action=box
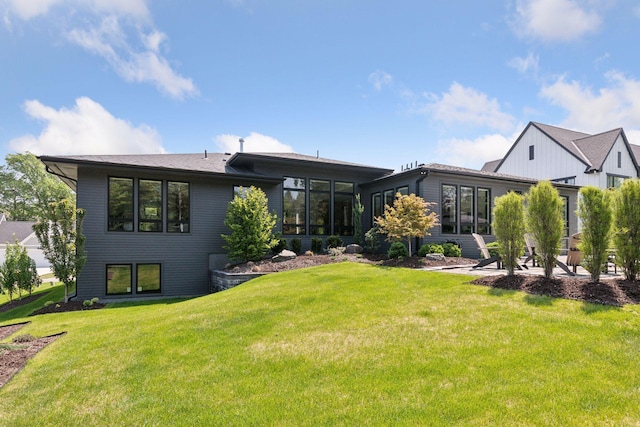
[239,138,244,153]
[204,150,208,159]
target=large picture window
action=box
[137,264,161,293]
[334,181,354,236]
[167,181,190,233]
[107,264,132,295]
[139,179,163,232]
[372,193,382,221]
[309,179,330,235]
[108,177,134,231]
[460,186,474,234]
[477,188,491,235]
[607,174,626,189]
[441,184,457,234]
[383,189,395,207]
[283,177,306,235]
[396,186,409,196]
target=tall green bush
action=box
[222,186,278,262]
[526,181,564,278]
[364,226,381,253]
[577,186,612,281]
[493,191,525,275]
[311,237,323,254]
[612,179,640,281]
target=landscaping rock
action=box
[345,244,363,254]
[425,253,446,261]
[273,250,297,262]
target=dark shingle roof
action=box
[532,122,592,165]
[0,220,36,245]
[40,151,394,191]
[480,159,501,172]
[573,128,623,172]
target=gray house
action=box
[40,151,579,301]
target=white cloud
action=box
[368,70,393,92]
[67,16,198,99]
[9,97,164,155]
[436,133,514,169]
[512,0,602,42]
[3,0,196,99]
[3,0,149,20]
[540,71,640,133]
[508,52,539,76]
[215,132,293,154]
[422,82,515,132]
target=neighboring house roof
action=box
[480,159,501,172]
[532,122,591,165]
[421,163,578,187]
[0,220,36,245]
[573,128,624,172]
[493,122,639,174]
[40,152,394,191]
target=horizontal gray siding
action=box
[75,161,388,300]
[362,170,579,259]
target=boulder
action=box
[345,244,363,254]
[425,253,446,261]
[272,249,297,262]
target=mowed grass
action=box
[2,262,640,425]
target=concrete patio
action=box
[422,255,622,280]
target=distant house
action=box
[40,151,579,301]
[482,122,640,188]
[0,214,48,268]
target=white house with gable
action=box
[483,122,640,188]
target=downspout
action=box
[414,169,429,255]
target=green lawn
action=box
[2,263,640,425]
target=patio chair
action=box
[523,233,537,267]
[566,233,582,274]
[471,233,501,269]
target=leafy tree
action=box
[612,179,640,281]
[0,239,41,301]
[0,152,74,221]
[222,186,278,262]
[375,193,439,255]
[577,186,613,282]
[33,199,86,303]
[353,194,364,246]
[526,181,564,279]
[493,191,526,276]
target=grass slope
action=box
[2,263,640,425]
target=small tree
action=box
[0,241,20,302]
[33,199,86,303]
[493,192,525,276]
[353,194,364,246]
[612,179,640,281]
[222,186,278,262]
[375,193,439,255]
[526,181,564,279]
[577,186,612,282]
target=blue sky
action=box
[2,0,640,171]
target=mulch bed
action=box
[472,275,640,306]
[0,292,49,314]
[0,322,64,389]
[224,253,476,273]
[30,301,106,316]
